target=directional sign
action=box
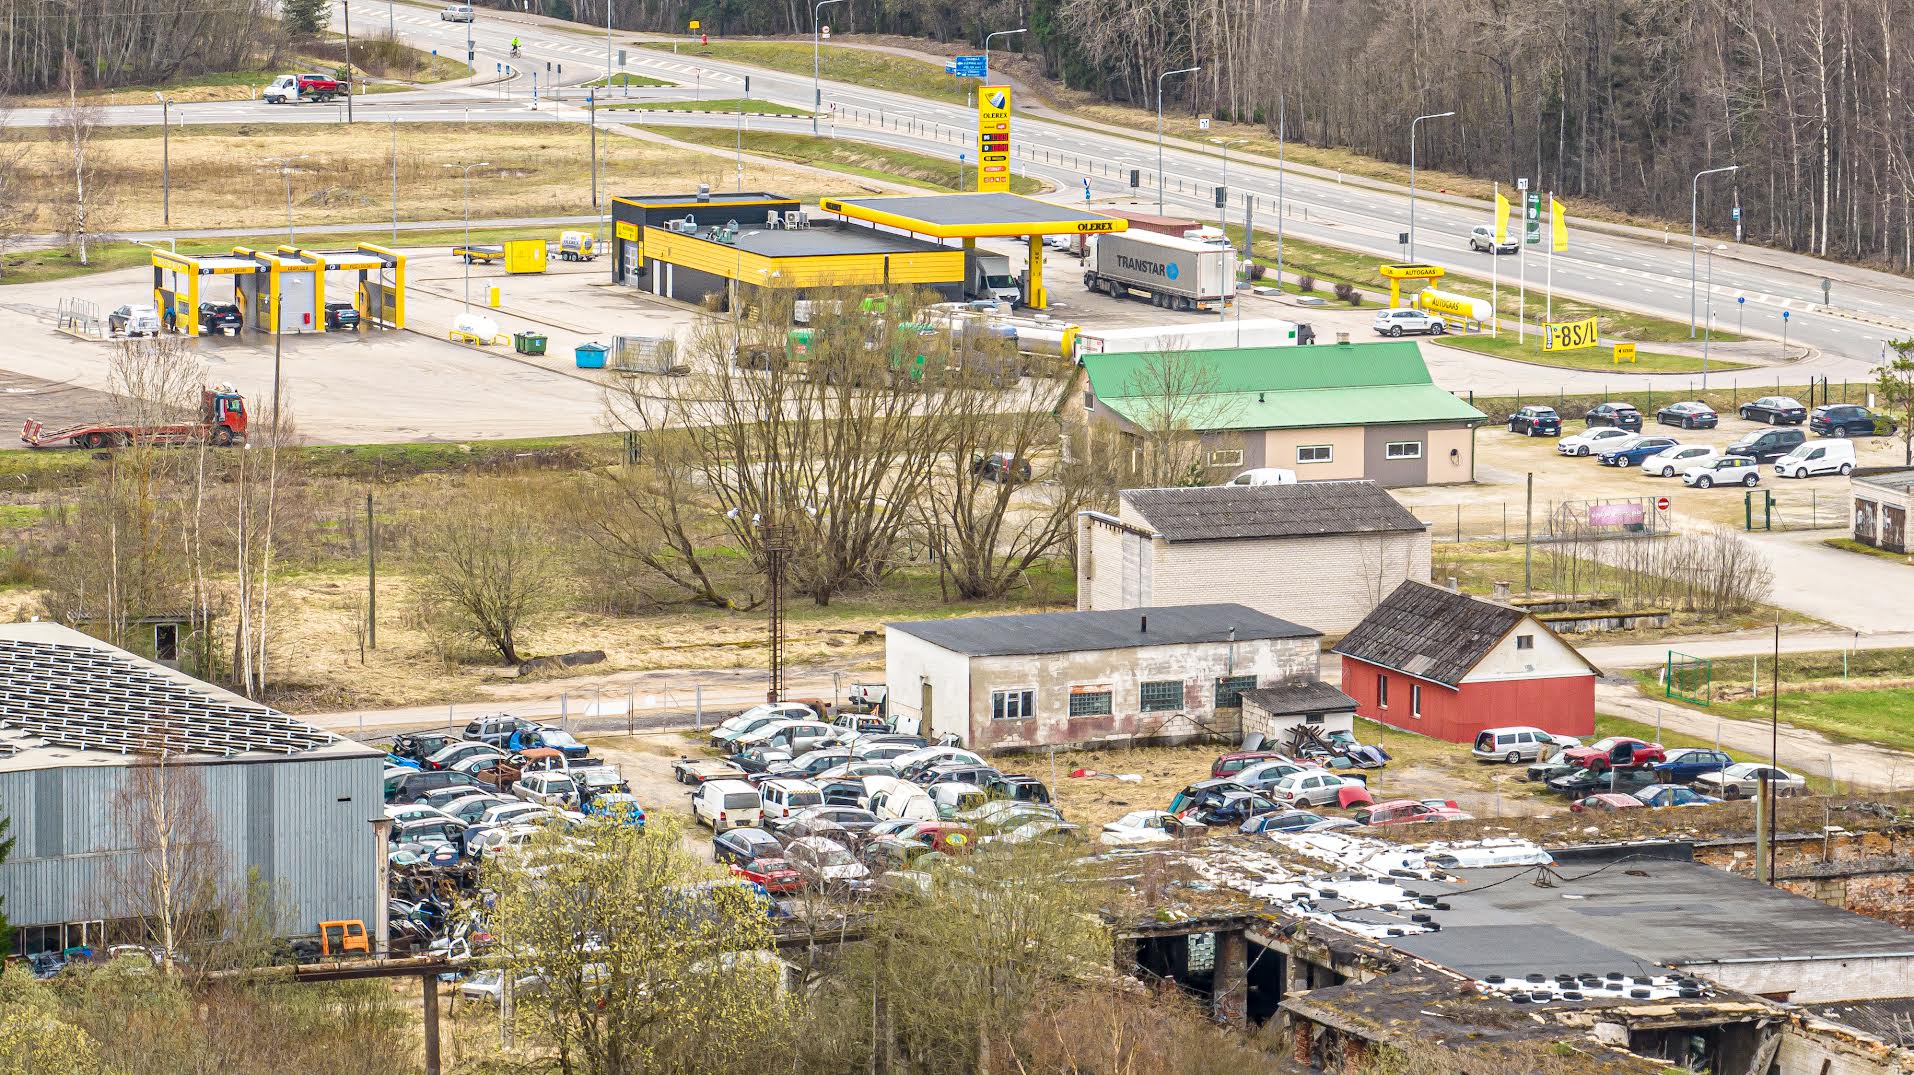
[1613,342,1637,364]
[951,54,987,78]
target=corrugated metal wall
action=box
[0,753,381,934]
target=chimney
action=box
[1257,391,1266,403]
[1140,614,1148,634]
[1448,576,1460,592]
[1492,580,1512,601]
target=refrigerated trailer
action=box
[1082,231,1237,312]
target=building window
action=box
[1213,675,1258,708]
[1377,674,1389,709]
[153,623,179,662]
[1385,440,1423,460]
[1304,713,1324,725]
[1068,688,1113,717]
[1140,680,1185,712]
[1083,390,1096,411]
[991,688,1036,721]
[1516,634,1534,650]
[1411,683,1422,718]
[1208,448,1244,468]
[1297,445,1333,464]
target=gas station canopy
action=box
[818,192,1129,239]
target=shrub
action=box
[1334,282,1359,305]
[1297,274,1316,293]
[1247,263,1266,282]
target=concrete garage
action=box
[1851,469,1914,553]
[0,621,384,957]
[883,603,1323,750]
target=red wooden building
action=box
[1332,580,1599,743]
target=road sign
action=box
[1731,206,1741,220]
[976,85,1012,192]
[1083,178,1091,203]
[1821,277,1832,304]
[1783,309,1791,320]
[688,19,699,28]
[951,54,987,78]
[821,25,830,38]
[1198,117,1211,130]
[1613,342,1637,364]
[1524,191,1541,244]
[1656,496,1670,511]
[1517,177,1529,191]
[1542,316,1600,352]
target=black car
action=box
[1810,404,1890,438]
[985,773,1051,804]
[1739,396,1807,425]
[1525,756,1580,782]
[1726,427,1806,462]
[392,732,459,762]
[325,301,361,330]
[1546,766,1658,798]
[197,301,243,335]
[712,826,786,867]
[1508,405,1562,437]
[971,451,1031,484]
[384,769,478,804]
[1657,401,1719,429]
[1584,402,1643,431]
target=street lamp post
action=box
[265,157,300,245]
[447,162,491,311]
[811,0,847,135]
[606,0,614,86]
[1703,243,1726,388]
[1155,65,1198,215]
[1691,164,1740,336]
[1408,110,1455,261]
[343,0,353,123]
[1211,137,1248,233]
[982,27,1025,78]
[155,93,169,227]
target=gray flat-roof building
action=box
[0,622,383,956]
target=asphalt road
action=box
[10,4,1910,382]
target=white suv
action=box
[1373,308,1444,337]
[440,4,475,20]
[1683,455,1761,488]
[1468,225,1518,254]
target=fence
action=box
[56,297,105,340]
[1743,489,1846,532]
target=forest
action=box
[0,0,275,94]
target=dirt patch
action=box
[581,730,712,857]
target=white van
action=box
[869,784,939,822]
[692,779,762,832]
[1471,726,1577,763]
[1223,468,1298,488]
[1773,439,1855,479]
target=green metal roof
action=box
[1083,340,1486,431]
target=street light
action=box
[1211,136,1248,217]
[1702,242,1726,388]
[982,27,1025,76]
[1408,110,1455,261]
[605,0,614,86]
[1155,65,1199,214]
[446,162,490,311]
[263,157,302,245]
[811,0,847,135]
[155,93,169,227]
[1691,164,1740,336]
[342,0,353,123]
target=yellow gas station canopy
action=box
[818,192,1129,239]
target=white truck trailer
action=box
[1083,231,1237,312]
[1073,317,1309,357]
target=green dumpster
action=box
[513,331,548,356]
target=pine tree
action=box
[280,0,330,39]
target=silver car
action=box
[1468,224,1518,254]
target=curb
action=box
[611,108,809,119]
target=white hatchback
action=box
[1641,444,1717,477]
[1556,426,1633,457]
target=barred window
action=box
[1140,680,1184,712]
[1068,689,1113,717]
[1213,675,1258,708]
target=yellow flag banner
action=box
[1495,191,1510,243]
[1542,316,1600,352]
[1550,196,1568,251]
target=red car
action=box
[728,855,803,895]
[1354,799,1473,826]
[1211,751,1292,779]
[1560,737,1666,770]
[1570,793,1646,813]
[894,820,976,854]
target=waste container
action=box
[514,331,548,356]
[575,341,608,369]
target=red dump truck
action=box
[21,386,249,449]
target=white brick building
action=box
[1077,482,1432,635]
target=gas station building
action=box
[150,244,406,336]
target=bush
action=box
[1247,263,1266,282]
[1297,274,1316,293]
[1334,282,1359,305]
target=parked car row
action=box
[1527,397,1873,489]
[1498,733,1811,803]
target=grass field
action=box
[1823,537,1914,566]
[14,37,469,106]
[603,97,809,115]
[1442,334,1749,375]
[584,72,674,88]
[640,39,971,104]
[650,127,1041,194]
[1633,648,1914,752]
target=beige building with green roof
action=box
[1061,339,1487,487]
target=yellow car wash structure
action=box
[150,244,406,336]
[817,192,1127,310]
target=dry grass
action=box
[1,122,835,233]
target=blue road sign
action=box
[1783,310,1790,320]
[1732,206,1742,220]
[944,63,955,74]
[952,55,988,78]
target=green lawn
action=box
[1823,537,1914,566]
[1632,648,1914,753]
[1595,713,1719,754]
[584,72,674,88]
[650,126,1040,195]
[603,97,808,115]
[1442,333,1749,375]
[639,40,972,105]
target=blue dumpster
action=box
[575,341,608,369]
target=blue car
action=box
[385,753,422,770]
[1652,747,1734,783]
[507,727,589,758]
[1598,435,1680,467]
[584,792,647,829]
[1239,810,1326,834]
[1634,784,1722,809]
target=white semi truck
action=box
[1083,231,1237,312]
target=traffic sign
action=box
[688,19,699,28]
[1198,117,1211,130]
[1656,496,1670,512]
[1083,178,1091,203]
[821,25,830,38]
[951,54,987,78]
[1517,177,1529,191]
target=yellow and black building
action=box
[610,190,964,305]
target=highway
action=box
[15,2,1912,379]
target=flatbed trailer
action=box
[452,244,504,264]
[20,387,248,449]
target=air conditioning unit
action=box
[784,210,803,229]
[766,211,783,229]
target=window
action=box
[1410,683,1422,719]
[1385,440,1422,460]
[153,623,179,662]
[1213,675,1258,708]
[1304,713,1324,725]
[1140,680,1185,712]
[1208,448,1244,468]
[1516,634,1535,650]
[1297,445,1333,464]
[1377,674,1389,709]
[991,688,1036,721]
[1068,689,1113,717]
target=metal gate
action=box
[1545,497,1668,541]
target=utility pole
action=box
[366,492,377,650]
[390,116,398,241]
[1690,165,1740,336]
[811,0,846,135]
[589,91,598,209]
[155,93,170,226]
[343,0,354,123]
[1523,471,1534,596]
[1155,65,1198,215]
[1768,622,1780,885]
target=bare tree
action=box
[106,752,227,965]
[48,52,111,266]
[1873,337,1914,466]
[569,425,748,610]
[415,479,566,665]
[1113,343,1240,489]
